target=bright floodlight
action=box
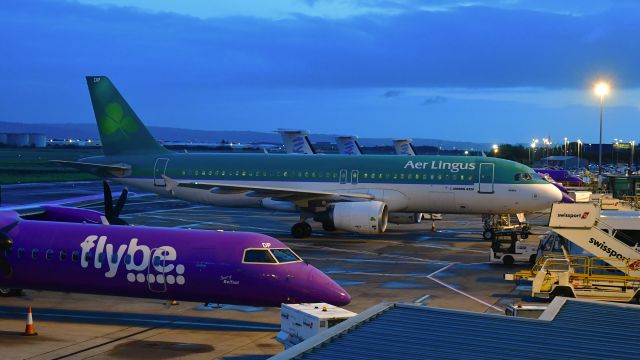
[594,81,610,97]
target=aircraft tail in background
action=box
[277,129,316,154]
[335,136,363,156]
[393,138,416,156]
[85,76,169,156]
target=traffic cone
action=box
[431,222,437,232]
[23,306,37,336]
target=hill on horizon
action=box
[0,121,492,150]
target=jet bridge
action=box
[505,203,640,303]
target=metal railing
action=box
[526,255,640,286]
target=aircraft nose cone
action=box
[307,266,352,306]
[546,184,563,203]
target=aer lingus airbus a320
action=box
[56,76,562,238]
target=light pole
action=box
[594,81,610,174]
[564,137,568,156]
[492,144,499,157]
[530,139,539,163]
[631,140,636,173]
[577,139,582,170]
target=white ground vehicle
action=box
[276,303,357,349]
[489,232,538,265]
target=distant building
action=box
[47,138,101,147]
[0,133,47,147]
[538,155,581,169]
[28,133,47,147]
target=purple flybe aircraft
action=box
[0,204,350,306]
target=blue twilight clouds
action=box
[1,0,639,143]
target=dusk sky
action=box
[2,0,640,143]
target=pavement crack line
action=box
[25,326,141,360]
[49,327,160,360]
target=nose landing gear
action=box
[291,222,312,239]
[482,214,530,240]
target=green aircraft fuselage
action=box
[60,76,563,235]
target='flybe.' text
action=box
[80,235,186,285]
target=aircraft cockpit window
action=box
[514,173,533,181]
[271,248,302,263]
[243,249,277,264]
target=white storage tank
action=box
[28,133,47,148]
[7,133,29,147]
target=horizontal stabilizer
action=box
[51,160,131,177]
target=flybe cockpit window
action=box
[271,248,302,263]
[243,249,277,264]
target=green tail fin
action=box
[86,76,169,156]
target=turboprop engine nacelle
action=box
[326,201,388,234]
[388,212,422,224]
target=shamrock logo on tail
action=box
[100,102,138,138]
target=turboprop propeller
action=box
[102,180,129,225]
[0,222,17,278]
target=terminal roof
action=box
[271,298,640,360]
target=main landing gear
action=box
[291,222,312,239]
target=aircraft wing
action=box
[50,160,131,177]
[162,175,374,200]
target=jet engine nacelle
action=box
[329,201,388,234]
[388,212,422,224]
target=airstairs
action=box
[505,203,640,303]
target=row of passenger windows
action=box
[11,248,81,262]
[181,169,475,182]
[8,249,164,266]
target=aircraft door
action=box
[339,169,348,184]
[478,163,494,193]
[146,247,172,293]
[154,158,170,186]
[351,170,359,185]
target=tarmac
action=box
[0,181,549,359]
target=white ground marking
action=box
[426,263,503,312]
[427,262,456,277]
[291,244,451,264]
[304,257,449,265]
